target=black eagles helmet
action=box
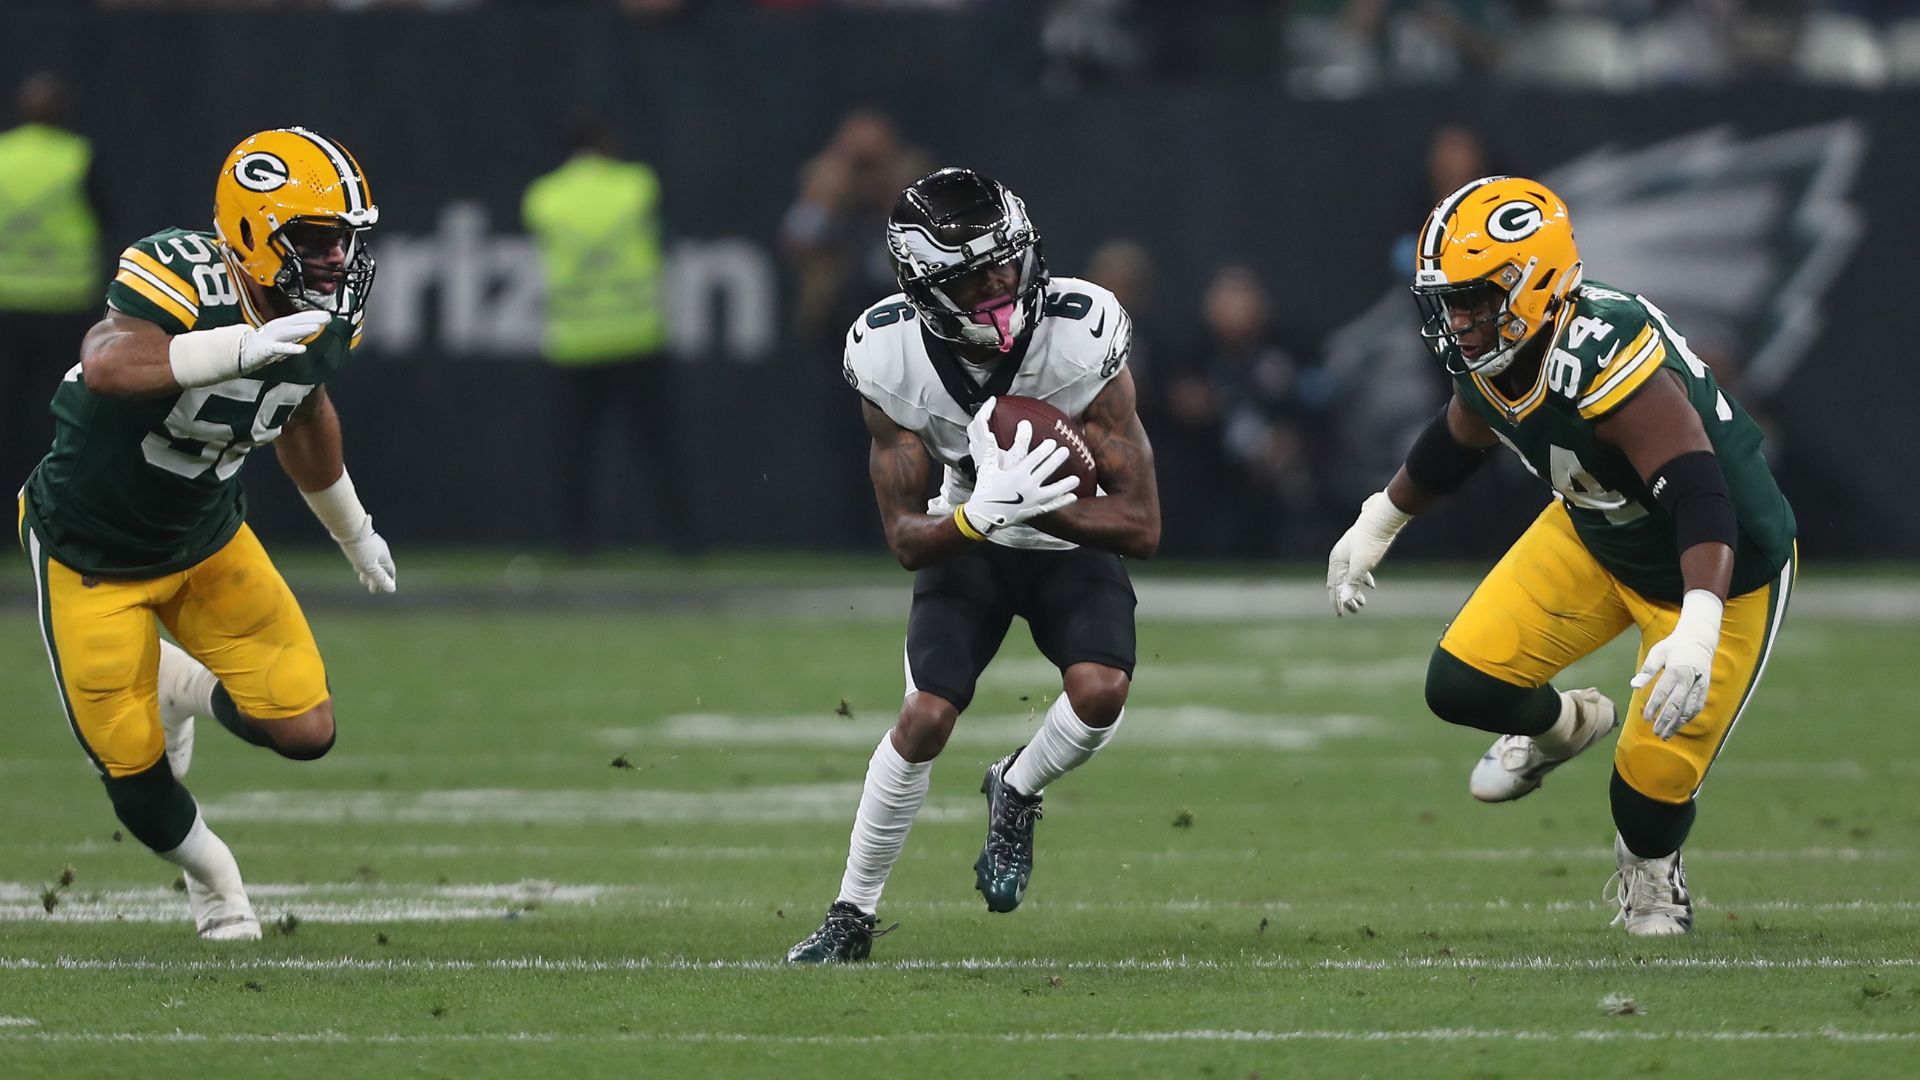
[885,167,1049,353]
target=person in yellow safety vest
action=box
[1,72,105,490]
[522,116,687,554]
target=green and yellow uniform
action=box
[1439,282,1797,803]
[18,227,360,777]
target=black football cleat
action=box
[785,901,891,964]
[974,748,1044,913]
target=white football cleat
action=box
[1610,833,1693,936]
[156,639,212,778]
[186,872,261,941]
[1469,687,1617,803]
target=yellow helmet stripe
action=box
[285,127,368,217]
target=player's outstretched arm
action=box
[864,399,976,571]
[1329,393,1495,615]
[1030,369,1160,559]
[80,309,330,400]
[277,387,396,595]
[1598,369,1734,737]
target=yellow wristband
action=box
[953,505,989,542]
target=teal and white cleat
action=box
[974,749,1043,913]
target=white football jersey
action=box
[843,276,1133,551]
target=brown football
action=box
[987,394,1098,498]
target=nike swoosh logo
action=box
[1006,493,1026,505]
[851,325,864,343]
[1089,310,1107,338]
[1596,340,1620,369]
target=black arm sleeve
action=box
[1404,405,1494,495]
[1650,450,1737,553]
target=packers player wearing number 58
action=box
[16,128,394,940]
[1328,177,1795,935]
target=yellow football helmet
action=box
[213,127,378,315]
[1410,175,1581,376]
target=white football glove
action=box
[168,310,332,388]
[240,310,332,374]
[336,518,397,595]
[1631,589,1722,739]
[965,397,1005,470]
[961,414,1080,536]
[1326,490,1414,616]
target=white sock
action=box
[158,813,254,922]
[1005,695,1121,796]
[835,733,932,914]
[1533,691,1582,759]
[157,639,218,720]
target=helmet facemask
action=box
[905,239,1046,355]
[1413,259,1541,377]
[269,217,376,318]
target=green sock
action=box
[102,760,200,853]
[1611,769,1696,858]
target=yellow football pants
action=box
[1439,501,1795,804]
[20,501,330,778]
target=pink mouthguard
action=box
[970,296,1018,353]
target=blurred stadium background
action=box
[4,3,1919,1076]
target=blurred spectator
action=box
[1040,0,1148,96]
[1389,122,1495,278]
[1177,265,1336,555]
[0,73,104,492]
[779,109,928,354]
[780,110,930,547]
[521,115,685,553]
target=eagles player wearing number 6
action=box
[787,168,1159,963]
[16,128,394,941]
[1327,176,1795,935]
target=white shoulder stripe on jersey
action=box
[117,259,200,317]
[1578,329,1664,408]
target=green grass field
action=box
[2,557,1917,1077]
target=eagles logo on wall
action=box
[1322,120,1866,498]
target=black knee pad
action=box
[1425,646,1558,737]
[101,761,198,853]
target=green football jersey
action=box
[1449,280,1795,603]
[22,227,363,578]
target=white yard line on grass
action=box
[6,881,1917,923]
[1,1027,1916,1046]
[0,1017,37,1026]
[6,955,1918,974]
[194,786,973,826]
[629,707,1380,752]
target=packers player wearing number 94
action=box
[1327,176,1796,936]
[16,128,394,941]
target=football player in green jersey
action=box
[16,127,394,940]
[1327,176,1796,935]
